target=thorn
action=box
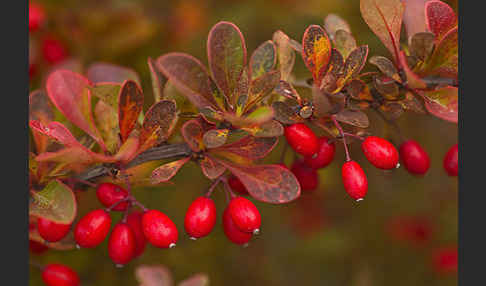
[169,243,176,248]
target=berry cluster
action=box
[283,122,458,201]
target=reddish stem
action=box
[331,115,351,162]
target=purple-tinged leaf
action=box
[86,62,141,85]
[401,0,429,41]
[347,79,373,101]
[45,70,104,148]
[272,101,302,125]
[202,129,229,149]
[399,91,426,114]
[334,109,370,128]
[216,160,301,204]
[398,51,427,89]
[302,25,332,85]
[138,100,178,154]
[157,53,219,109]
[272,30,296,81]
[207,21,247,100]
[274,80,301,103]
[369,56,401,82]
[333,30,357,59]
[245,70,281,112]
[234,68,249,113]
[360,0,404,63]
[312,86,334,117]
[410,32,435,61]
[425,0,457,41]
[421,26,457,79]
[29,180,77,224]
[181,119,205,152]
[135,264,173,286]
[422,85,457,123]
[118,80,144,142]
[324,14,352,40]
[151,157,191,184]
[148,57,168,103]
[210,136,278,164]
[320,49,345,93]
[250,40,277,80]
[343,45,369,79]
[200,155,226,180]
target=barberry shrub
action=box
[28,0,457,280]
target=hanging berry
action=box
[184,197,217,239]
[361,136,399,170]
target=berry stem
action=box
[105,197,131,212]
[331,115,351,162]
[343,132,365,141]
[132,199,148,212]
[206,176,223,198]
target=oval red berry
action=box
[284,123,319,156]
[443,144,458,176]
[37,218,71,243]
[96,183,129,211]
[222,207,252,245]
[108,223,136,265]
[342,161,368,201]
[142,210,178,248]
[125,211,147,258]
[42,264,80,286]
[399,140,430,175]
[228,197,261,233]
[291,160,319,192]
[74,209,111,248]
[304,137,335,169]
[361,136,399,170]
[184,197,217,239]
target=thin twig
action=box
[331,115,351,162]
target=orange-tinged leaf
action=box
[29,180,77,224]
[150,157,190,184]
[207,21,247,100]
[139,100,178,154]
[118,80,144,142]
[347,79,373,101]
[302,25,332,86]
[422,86,457,123]
[216,160,301,204]
[200,155,226,179]
[425,0,457,41]
[114,136,139,164]
[241,120,284,138]
[360,0,404,62]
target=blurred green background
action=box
[29,0,458,285]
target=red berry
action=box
[29,2,45,32]
[361,136,399,170]
[96,183,129,211]
[42,36,67,65]
[399,140,430,175]
[443,144,458,176]
[304,136,335,169]
[41,264,80,286]
[74,209,111,248]
[432,246,458,275]
[37,218,71,242]
[291,160,319,192]
[125,211,147,258]
[141,210,178,248]
[228,175,248,195]
[184,197,217,239]
[222,206,252,245]
[284,123,319,156]
[342,161,368,201]
[108,223,136,265]
[29,240,48,254]
[386,216,433,246]
[228,197,261,234]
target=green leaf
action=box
[410,32,435,61]
[89,83,121,110]
[245,70,281,113]
[30,180,77,224]
[422,26,457,79]
[333,30,357,59]
[94,100,119,154]
[250,40,277,80]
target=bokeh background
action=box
[29,0,458,285]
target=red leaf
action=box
[118,80,144,142]
[29,90,54,154]
[401,0,429,41]
[148,57,168,102]
[360,0,404,63]
[425,0,457,41]
[151,157,190,184]
[200,155,226,180]
[422,86,458,123]
[398,51,426,89]
[181,118,216,152]
[207,21,247,100]
[209,136,278,164]
[157,53,219,109]
[216,160,301,204]
[302,25,332,86]
[86,62,141,85]
[45,70,104,148]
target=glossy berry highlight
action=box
[284,123,319,157]
[108,223,136,266]
[222,207,252,245]
[361,136,399,170]
[304,136,335,169]
[291,160,319,192]
[41,264,80,286]
[125,211,147,258]
[342,161,368,201]
[37,218,71,243]
[228,197,261,234]
[141,210,178,248]
[228,175,248,195]
[184,197,217,239]
[74,209,111,248]
[443,144,458,176]
[399,140,430,175]
[96,182,129,211]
